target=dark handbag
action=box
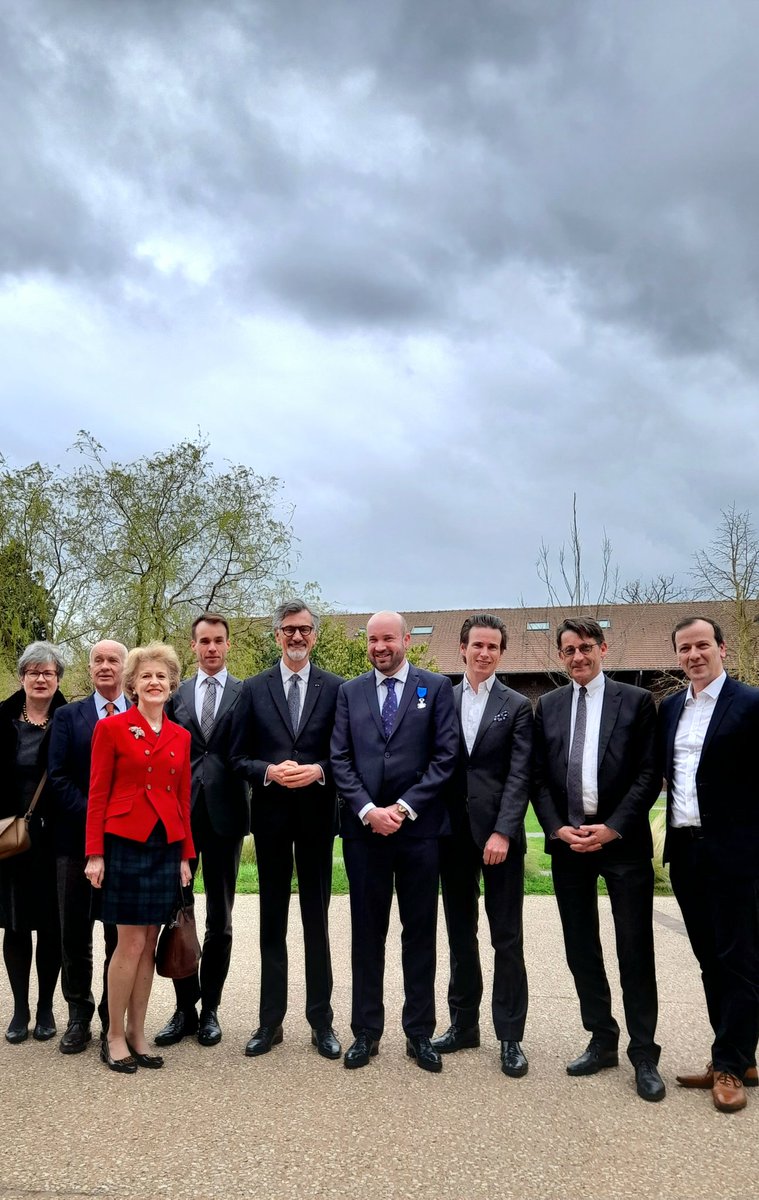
[155,890,202,979]
[0,771,47,861]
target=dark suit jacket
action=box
[165,675,250,840]
[48,693,132,856]
[85,707,194,858]
[450,678,532,853]
[230,664,343,839]
[659,673,759,877]
[331,665,459,840]
[0,687,68,823]
[533,676,659,859]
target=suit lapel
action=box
[700,676,735,757]
[471,680,508,755]
[597,678,622,766]
[296,668,322,739]
[81,694,98,737]
[176,679,203,741]
[362,672,386,739]
[267,667,293,733]
[214,675,239,726]
[556,685,573,769]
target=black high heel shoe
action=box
[100,1039,138,1074]
[126,1039,164,1069]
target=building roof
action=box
[331,601,755,675]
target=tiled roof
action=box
[331,601,756,675]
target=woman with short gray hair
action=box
[0,641,67,1043]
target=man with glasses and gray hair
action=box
[532,616,664,1103]
[231,600,343,1061]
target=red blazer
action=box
[85,707,195,859]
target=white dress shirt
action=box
[94,690,127,719]
[194,667,228,725]
[359,661,417,822]
[461,672,495,755]
[670,671,727,828]
[280,659,311,725]
[568,671,606,817]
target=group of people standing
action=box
[0,604,756,1115]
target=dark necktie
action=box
[567,685,587,828]
[381,677,398,739]
[288,674,301,735]
[104,701,116,717]
[201,677,218,740]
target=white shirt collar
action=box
[463,672,496,696]
[572,671,606,697]
[280,659,311,685]
[374,660,410,687]
[197,667,228,689]
[685,670,727,704]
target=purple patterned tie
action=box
[381,678,398,739]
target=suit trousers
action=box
[56,855,117,1027]
[551,848,660,1065]
[439,828,528,1040]
[253,824,335,1029]
[668,834,759,1077]
[343,834,439,1040]
[175,797,243,1012]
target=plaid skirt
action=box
[102,823,182,925]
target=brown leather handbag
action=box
[155,891,202,979]
[0,772,47,861]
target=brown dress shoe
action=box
[712,1072,747,1112]
[677,1061,759,1089]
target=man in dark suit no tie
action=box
[331,611,459,1072]
[533,617,664,1102]
[660,616,759,1113]
[48,640,128,1052]
[230,601,343,1060]
[432,614,532,1078]
[154,613,250,1048]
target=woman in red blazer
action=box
[85,643,194,1073]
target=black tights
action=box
[3,928,61,1022]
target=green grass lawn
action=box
[195,798,671,898]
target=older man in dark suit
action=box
[331,611,459,1072]
[154,613,249,1049]
[48,639,128,1052]
[432,614,532,1078]
[230,600,343,1060]
[660,615,759,1113]
[533,616,664,1102]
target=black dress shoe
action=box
[198,1009,222,1047]
[635,1059,666,1102]
[244,1024,283,1057]
[32,1011,57,1041]
[344,1033,380,1069]
[5,1015,29,1045]
[311,1026,341,1059]
[566,1041,619,1076]
[126,1040,164,1069]
[406,1035,443,1073]
[501,1040,529,1078]
[430,1024,481,1054]
[60,1019,92,1054]
[100,1040,138,1074]
[154,1009,198,1047]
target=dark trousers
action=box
[254,825,334,1029]
[551,848,660,1065]
[343,834,439,1040]
[56,855,117,1028]
[439,829,528,1040]
[669,834,759,1077]
[174,799,243,1012]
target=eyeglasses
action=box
[279,625,314,638]
[25,669,58,680]
[559,643,600,659]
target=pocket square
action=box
[493,710,509,722]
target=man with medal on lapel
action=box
[331,611,459,1072]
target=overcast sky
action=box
[2,0,758,612]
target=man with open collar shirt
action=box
[532,616,664,1103]
[432,614,533,1078]
[154,613,249,1049]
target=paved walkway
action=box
[0,896,756,1200]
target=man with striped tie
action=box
[154,613,249,1049]
[532,617,664,1102]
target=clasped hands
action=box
[557,823,618,852]
[366,803,408,836]
[267,760,323,788]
